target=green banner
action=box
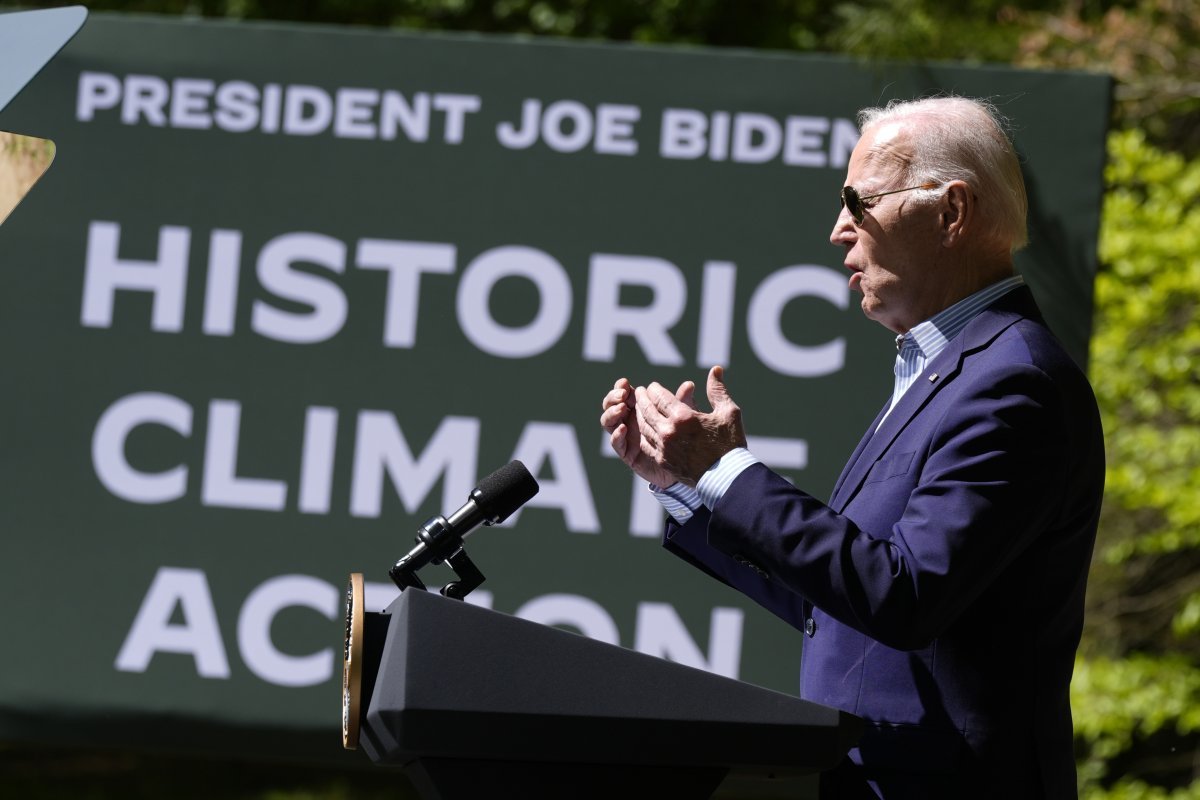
[0,12,1109,760]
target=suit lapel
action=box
[829,339,965,512]
[828,288,1038,513]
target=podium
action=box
[349,588,861,799]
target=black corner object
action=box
[357,589,862,800]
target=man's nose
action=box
[829,204,855,246]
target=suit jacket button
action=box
[804,618,816,637]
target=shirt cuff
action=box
[650,482,702,524]
[696,447,760,510]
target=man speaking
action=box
[601,96,1104,799]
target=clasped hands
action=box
[599,365,747,488]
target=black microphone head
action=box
[473,460,539,524]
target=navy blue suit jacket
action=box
[664,288,1103,799]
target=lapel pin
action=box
[928,373,939,383]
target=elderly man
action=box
[601,97,1104,799]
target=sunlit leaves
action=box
[1073,654,1200,797]
[1092,130,1200,560]
[1071,127,1200,799]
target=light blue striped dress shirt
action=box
[652,275,1026,523]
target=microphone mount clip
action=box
[386,460,538,602]
[388,514,486,601]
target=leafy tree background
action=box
[1,0,1197,797]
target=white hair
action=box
[857,96,1029,252]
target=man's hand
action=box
[601,376,695,488]
[633,366,747,487]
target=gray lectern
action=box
[345,585,861,800]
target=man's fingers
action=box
[601,388,625,412]
[704,365,747,448]
[600,402,630,432]
[633,393,666,449]
[706,365,734,409]
[634,385,668,431]
[645,381,689,423]
[601,378,636,411]
[601,385,629,411]
[610,423,632,463]
[676,380,696,409]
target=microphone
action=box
[388,460,539,597]
[444,459,541,535]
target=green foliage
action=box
[826,0,1032,63]
[1071,128,1200,797]
[1072,655,1200,785]
[1174,593,1200,638]
[1090,129,1200,562]
[1016,0,1200,155]
[0,0,838,51]
[1086,781,1200,800]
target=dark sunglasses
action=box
[840,182,941,225]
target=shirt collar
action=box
[895,275,1025,359]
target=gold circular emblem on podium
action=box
[342,572,365,750]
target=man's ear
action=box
[940,180,973,247]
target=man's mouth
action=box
[846,264,863,292]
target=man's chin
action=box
[859,295,879,320]
[860,300,902,333]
